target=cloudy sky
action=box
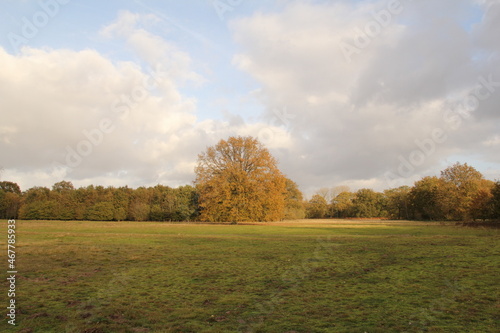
[1,0,499,196]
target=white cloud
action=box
[483,135,500,146]
[100,10,203,84]
[230,0,500,193]
[0,10,293,191]
[2,3,499,196]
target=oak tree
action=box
[195,136,287,222]
[440,162,484,220]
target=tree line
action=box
[305,162,500,221]
[0,136,499,222]
[0,179,305,222]
[0,182,199,222]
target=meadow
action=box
[1,219,499,333]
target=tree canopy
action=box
[195,136,287,222]
[1,156,498,223]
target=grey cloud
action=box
[231,0,500,193]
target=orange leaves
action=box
[194,136,287,222]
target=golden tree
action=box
[194,136,287,222]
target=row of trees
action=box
[0,181,199,221]
[305,163,500,221]
[0,179,305,222]
[0,137,305,222]
[1,136,498,222]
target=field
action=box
[1,220,499,333]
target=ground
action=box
[1,219,499,332]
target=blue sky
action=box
[1,0,264,121]
[1,0,499,196]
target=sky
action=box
[1,0,499,197]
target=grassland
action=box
[1,219,499,333]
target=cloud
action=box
[0,11,292,191]
[0,45,196,188]
[2,3,499,196]
[230,0,500,193]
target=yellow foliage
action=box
[195,136,287,222]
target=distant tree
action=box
[490,181,500,221]
[112,187,131,221]
[85,202,115,221]
[284,179,306,220]
[19,187,52,220]
[384,186,410,220]
[331,191,355,218]
[463,179,494,221]
[195,136,287,223]
[331,186,351,198]
[128,187,152,221]
[0,181,21,219]
[440,162,484,220]
[316,187,339,217]
[150,185,176,221]
[306,194,328,219]
[50,181,77,220]
[0,191,21,219]
[173,185,198,221]
[0,181,21,195]
[52,181,74,193]
[316,187,334,203]
[352,189,385,218]
[409,177,455,220]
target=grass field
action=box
[1,219,499,333]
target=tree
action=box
[172,185,198,221]
[440,162,484,220]
[112,186,131,221]
[465,179,494,221]
[306,194,328,218]
[150,185,176,221]
[409,176,455,220]
[331,191,355,218]
[0,191,21,219]
[0,181,21,219]
[284,179,306,220]
[85,202,115,221]
[352,189,385,218]
[51,181,76,220]
[0,181,21,195]
[128,187,152,221]
[19,187,52,220]
[384,186,410,220]
[195,136,287,222]
[52,181,74,193]
[491,181,500,221]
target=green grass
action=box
[1,219,499,332]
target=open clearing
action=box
[2,219,499,332]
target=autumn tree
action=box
[0,181,21,219]
[440,162,484,220]
[195,136,287,222]
[51,181,76,220]
[469,180,494,221]
[19,186,52,220]
[284,178,306,220]
[491,181,500,221]
[409,176,456,220]
[112,186,131,221]
[331,191,355,218]
[306,194,328,218]
[352,188,386,218]
[384,186,410,220]
[128,187,152,221]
